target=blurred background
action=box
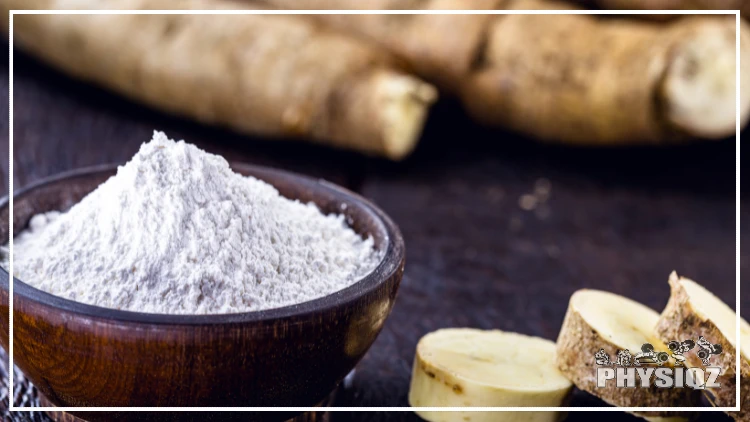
[0,0,747,421]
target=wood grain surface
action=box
[1,45,747,422]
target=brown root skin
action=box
[260,0,506,93]
[263,0,749,145]
[556,292,700,418]
[463,13,749,145]
[1,0,436,160]
[655,272,750,421]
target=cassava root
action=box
[409,328,572,422]
[2,0,437,160]
[556,289,700,420]
[263,0,750,145]
[655,272,750,421]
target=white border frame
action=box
[7,8,741,414]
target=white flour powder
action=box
[12,132,381,314]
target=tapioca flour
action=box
[10,131,381,314]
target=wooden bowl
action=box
[0,163,404,420]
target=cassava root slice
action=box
[263,0,750,144]
[556,290,700,420]
[1,0,437,160]
[409,328,572,422]
[655,272,750,421]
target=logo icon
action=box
[594,337,723,390]
[696,336,722,366]
[614,349,632,367]
[595,348,611,366]
[666,339,695,366]
[634,343,669,366]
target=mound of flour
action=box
[12,132,381,314]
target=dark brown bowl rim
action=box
[0,163,404,326]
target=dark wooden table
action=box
[1,46,746,422]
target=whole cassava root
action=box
[2,0,437,160]
[263,0,750,145]
[467,10,749,144]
